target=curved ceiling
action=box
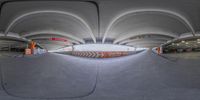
[102,10,195,43]
[0,1,98,49]
[0,0,200,50]
[7,13,92,42]
[104,13,188,44]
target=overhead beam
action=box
[126,42,163,48]
[21,31,85,44]
[34,40,71,46]
[114,32,177,44]
[126,40,166,45]
[119,38,169,45]
[26,35,80,45]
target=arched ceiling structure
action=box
[102,10,194,43]
[0,0,200,50]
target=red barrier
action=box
[72,51,129,58]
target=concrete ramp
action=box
[0,53,98,99]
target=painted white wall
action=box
[50,44,147,52]
[73,44,146,51]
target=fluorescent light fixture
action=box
[181,40,185,43]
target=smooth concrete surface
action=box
[163,52,200,60]
[0,50,200,100]
[0,53,98,99]
[0,52,24,57]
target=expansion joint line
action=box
[0,61,100,99]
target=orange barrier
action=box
[30,41,36,50]
[25,41,47,55]
[156,47,161,55]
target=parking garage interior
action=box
[0,0,200,100]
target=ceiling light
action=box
[181,40,185,43]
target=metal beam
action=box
[114,32,177,44]
[26,35,80,45]
[119,38,169,45]
[21,31,85,44]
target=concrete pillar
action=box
[72,45,75,52]
[160,46,163,54]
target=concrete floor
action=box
[0,50,200,100]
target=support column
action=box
[72,45,75,52]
